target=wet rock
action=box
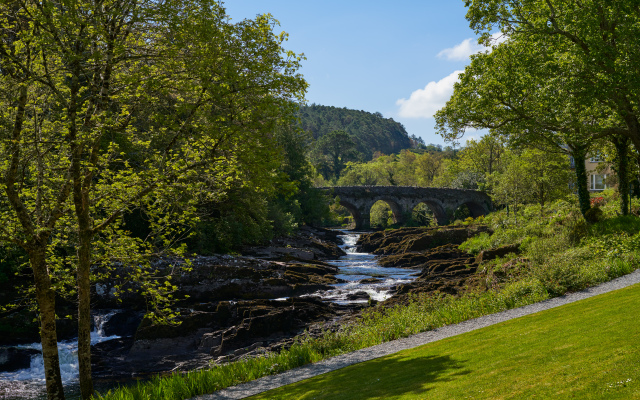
[244,226,346,261]
[0,348,40,372]
[93,257,340,309]
[345,291,371,301]
[98,297,340,376]
[101,310,145,337]
[92,299,368,379]
[363,228,491,306]
[357,226,491,255]
[378,244,463,269]
[359,278,383,284]
[355,228,430,253]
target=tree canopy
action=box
[299,104,413,160]
[0,1,306,398]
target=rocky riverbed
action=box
[0,224,513,398]
[356,225,521,307]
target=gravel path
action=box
[192,269,640,400]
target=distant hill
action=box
[298,104,413,160]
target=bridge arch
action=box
[411,199,448,226]
[370,197,404,227]
[452,199,490,219]
[321,186,492,229]
[337,200,362,229]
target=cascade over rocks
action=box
[0,228,353,384]
[355,226,495,306]
[88,227,353,379]
[1,225,515,383]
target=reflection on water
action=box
[307,232,416,304]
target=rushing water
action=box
[0,312,120,400]
[306,232,417,304]
[1,232,413,398]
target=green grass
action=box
[250,283,640,400]
[96,199,640,400]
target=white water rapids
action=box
[0,312,120,399]
[0,232,416,399]
[307,232,416,304]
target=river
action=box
[0,231,413,399]
[0,313,121,400]
[308,232,416,303]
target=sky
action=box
[224,1,492,146]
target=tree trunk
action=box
[612,136,630,216]
[77,233,94,399]
[73,180,94,399]
[6,85,66,400]
[539,182,545,218]
[30,247,66,400]
[570,143,591,216]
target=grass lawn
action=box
[249,283,640,400]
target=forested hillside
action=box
[298,104,414,160]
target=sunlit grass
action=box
[250,283,640,400]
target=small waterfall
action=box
[309,232,416,304]
[91,310,119,342]
[0,311,121,398]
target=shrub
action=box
[459,232,492,255]
[584,207,603,223]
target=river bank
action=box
[0,224,494,399]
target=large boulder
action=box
[378,244,464,269]
[101,310,145,337]
[93,257,339,309]
[0,348,40,372]
[377,241,482,303]
[356,226,491,255]
[90,297,343,378]
[243,226,346,261]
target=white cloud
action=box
[396,70,463,119]
[437,33,507,61]
[437,38,483,61]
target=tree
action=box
[414,152,443,186]
[271,122,331,228]
[337,162,384,186]
[489,148,572,220]
[459,134,505,177]
[464,0,640,171]
[434,32,620,215]
[0,1,306,399]
[395,150,418,185]
[313,130,360,181]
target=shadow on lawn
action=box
[256,353,470,399]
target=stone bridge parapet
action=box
[319,186,493,229]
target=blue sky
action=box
[224,1,492,146]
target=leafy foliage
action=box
[299,104,413,161]
[0,0,308,397]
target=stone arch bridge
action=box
[320,186,493,229]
